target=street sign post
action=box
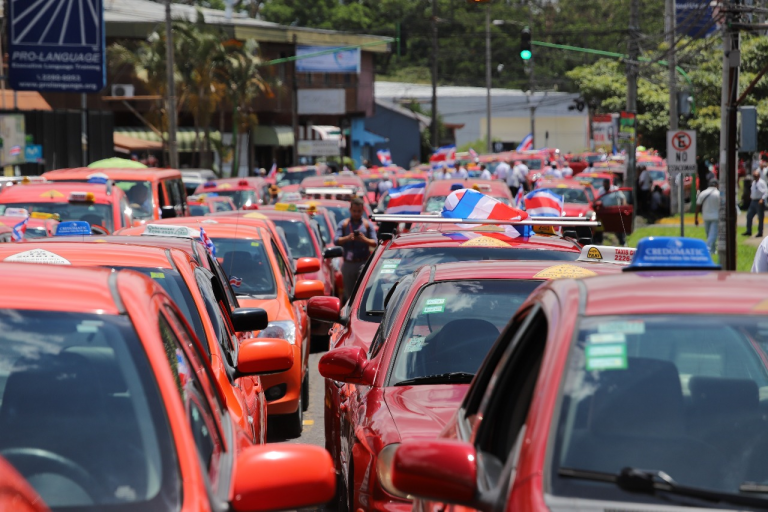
[8,0,106,93]
[667,130,696,236]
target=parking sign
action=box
[667,130,696,175]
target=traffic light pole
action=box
[626,0,639,231]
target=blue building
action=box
[350,100,429,168]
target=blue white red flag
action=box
[200,227,216,256]
[430,145,456,165]
[441,188,532,238]
[377,149,393,166]
[11,216,28,242]
[267,162,278,178]
[385,182,426,214]
[516,134,534,151]
[469,148,479,159]
[524,189,564,217]
[229,276,243,288]
[514,187,525,208]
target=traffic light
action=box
[520,27,532,61]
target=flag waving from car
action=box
[516,134,533,151]
[376,149,393,166]
[385,182,426,215]
[11,216,28,242]
[442,188,533,237]
[267,162,278,178]
[524,189,564,217]
[200,227,216,257]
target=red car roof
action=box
[301,175,364,187]
[431,260,621,281]
[388,230,581,253]
[0,182,117,204]
[43,167,182,181]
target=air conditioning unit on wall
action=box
[111,84,135,98]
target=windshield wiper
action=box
[559,467,768,509]
[394,372,475,386]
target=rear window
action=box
[271,219,318,259]
[212,238,277,297]
[189,204,212,216]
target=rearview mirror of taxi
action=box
[231,307,269,332]
[323,246,344,259]
[307,296,341,323]
[232,444,335,512]
[236,338,293,376]
[318,346,373,385]
[294,279,324,300]
[390,440,479,507]
[295,256,321,274]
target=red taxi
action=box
[0,181,131,234]
[301,175,366,198]
[422,180,513,213]
[0,239,284,444]
[387,238,768,512]
[306,226,586,503]
[42,168,189,222]
[0,263,335,512]
[575,171,621,190]
[360,173,398,204]
[566,152,603,175]
[0,455,48,511]
[534,179,597,218]
[274,165,323,193]
[318,259,622,512]
[118,218,324,437]
[187,193,237,215]
[0,210,59,239]
[194,177,265,209]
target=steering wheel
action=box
[2,447,108,503]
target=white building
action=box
[375,81,589,152]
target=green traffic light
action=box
[520,49,532,60]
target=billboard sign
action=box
[297,140,340,157]
[9,0,106,92]
[296,45,361,74]
[592,114,615,153]
[298,89,346,115]
[676,0,719,38]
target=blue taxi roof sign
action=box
[55,221,92,236]
[87,173,109,185]
[624,236,720,271]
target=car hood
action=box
[237,296,285,324]
[564,203,591,216]
[383,384,470,442]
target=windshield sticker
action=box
[4,249,71,265]
[585,343,628,371]
[422,298,447,314]
[39,189,65,199]
[77,324,99,333]
[587,332,626,344]
[251,242,260,247]
[597,321,646,335]
[244,212,267,219]
[150,272,165,279]
[405,336,426,353]
[533,264,598,280]
[380,268,396,274]
[461,235,511,248]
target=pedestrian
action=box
[409,154,420,169]
[597,178,617,197]
[651,184,664,219]
[696,155,710,193]
[358,159,370,173]
[505,160,521,197]
[637,165,652,215]
[744,169,768,237]
[377,172,393,199]
[456,164,469,179]
[694,178,720,254]
[494,159,511,183]
[561,162,574,178]
[585,160,595,173]
[479,164,492,180]
[334,197,377,302]
[752,235,768,272]
[545,161,563,179]
[267,184,281,205]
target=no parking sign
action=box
[667,130,696,175]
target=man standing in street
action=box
[637,165,652,215]
[744,169,768,237]
[376,172,393,200]
[479,164,492,180]
[694,178,720,254]
[494,159,511,183]
[505,160,522,197]
[335,198,377,302]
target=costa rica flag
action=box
[516,134,533,151]
[376,149,393,166]
[11,216,28,242]
[441,188,533,237]
[385,182,426,215]
[524,189,564,217]
[200,227,216,256]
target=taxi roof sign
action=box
[303,187,356,196]
[3,207,29,218]
[143,224,198,239]
[577,245,636,266]
[624,236,720,271]
[55,221,92,236]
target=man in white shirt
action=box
[694,179,720,254]
[637,166,653,214]
[494,160,511,183]
[456,165,469,179]
[545,161,563,179]
[479,165,492,180]
[505,161,522,196]
[377,173,393,199]
[561,162,574,178]
[597,178,617,197]
[745,169,768,237]
[432,164,453,181]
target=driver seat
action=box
[419,319,500,376]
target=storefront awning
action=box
[311,125,342,141]
[114,128,222,153]
[253,125,294,147]
[114,132,163,153]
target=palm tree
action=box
[217,39,271,176]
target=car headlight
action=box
[376,444,410,499]
[586,210,596,221]
[257,320,296,344]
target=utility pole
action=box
[431,0,439,150]
[165,0,179,169]
[528,1,535,147]
[666,0,681,233]
[292,34,299,166]
[485,3,492,153]
[626,0,639,229]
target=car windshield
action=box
[271,219,317,259]
[523,159,543,170]
[360,246,578,322]
[0,203,114,232]
[0,310,179,511]
[278,169,317,186]
[586,155,603,163]
[648,170,666,181]
[112,267,208,358]
[211,200,234,212]
[212,238,277,296]
[424,195,448,213]
[388,280,540,385]
[364,178,382,191]
[398,177,425,186]
[114,180,153,220]
[545,188,590,204]
[214,190,256,209]
[552,315,768,504]
[189,204,212,216]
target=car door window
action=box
[271,239,294,291]
[600,191,627,207]
[159,312,224,479]
[195,268,237,365]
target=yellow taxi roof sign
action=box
[533,264,598,280]
[577,245,636,265]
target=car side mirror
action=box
[296,257,321,274]
[594,201,603,209]
[236,338,293,376]
[231,308,269,332]
[160,205,177,219]
[294,279,325,300]
[307,296,341,323]
[389,440,479,507]
[323,246,343,259]
[231,444,335,512]
[318,346,373,385]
